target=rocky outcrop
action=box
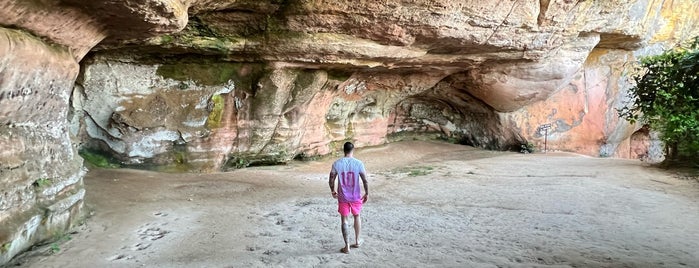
[2,0,699,264]
[506,48,637,157]
[75,56,455,170]
[0,0,104,59]
[0,27,86,264]
[74,0,699,169]
[0,0,190,263]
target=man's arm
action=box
[360,171,368,203]
[329,171,338,199]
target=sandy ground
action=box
[6,141,699,268]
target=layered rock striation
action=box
[1,0,698,264]
[0,0,184,262]
[76,0,699,170]
[0,28,87,265]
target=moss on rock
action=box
[206,94,225,129]
[156,62,242,86]
[78,148,121,168]
[159,35,174,44]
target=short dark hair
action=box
[343,142,354,154]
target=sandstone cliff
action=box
[1,0,698,263]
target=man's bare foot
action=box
[340,247,350,254]
[350,239,363,248]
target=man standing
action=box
[329,142,369,254]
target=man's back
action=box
[332,157,365,203]
[328,142,368,254]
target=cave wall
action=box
[0,0,103,260]
[0,0,179,262]
[0,27,87,264]
[71,0,698,169]
[74,56,461,171]
[2,0,699,264]
[506,48,637,157]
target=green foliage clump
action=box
[33,178,51,188]
[159,35,174,44]
[619,37,699,162]
[79,149,121,168]
[1,243,11,253]
[47,231,72,254]
[520,142,535,154]
[49,243,60,254]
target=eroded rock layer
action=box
[2,0,699,264]
[0,28,86,263]
[75,0,699,170]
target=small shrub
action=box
[33,178,51,188]
[520,143,535,153]
[160,34,174,44]
[79,149,121,168]
[1,243,10,253]
[236,158,249,168]
[49,243,60,254]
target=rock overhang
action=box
[1,1,699,263]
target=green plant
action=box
[79,149,121,168]
[520,142,535,153]
[236,158,250,169]
[225,157,250,169]
[47,230,73,254]
[51,230,72,243]
[49,243,60,254]
[33,178,51,188]
[160,34,174,44]
[1,243,10,253]
[618,36,699,162]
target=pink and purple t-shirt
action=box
[331,157,366,203]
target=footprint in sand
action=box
[246,246,261,252]
[136,212,172,241]
[111,212,172,262]
[263,250,280,256]
[138,227,170,241]
[132,242,151,251]
[108,254,134,261]
[154,212,168,217]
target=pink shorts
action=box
[338,201,363,216]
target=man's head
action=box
[343,142,354,155]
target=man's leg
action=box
[351,214,362,248]
[340,216,351,253]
